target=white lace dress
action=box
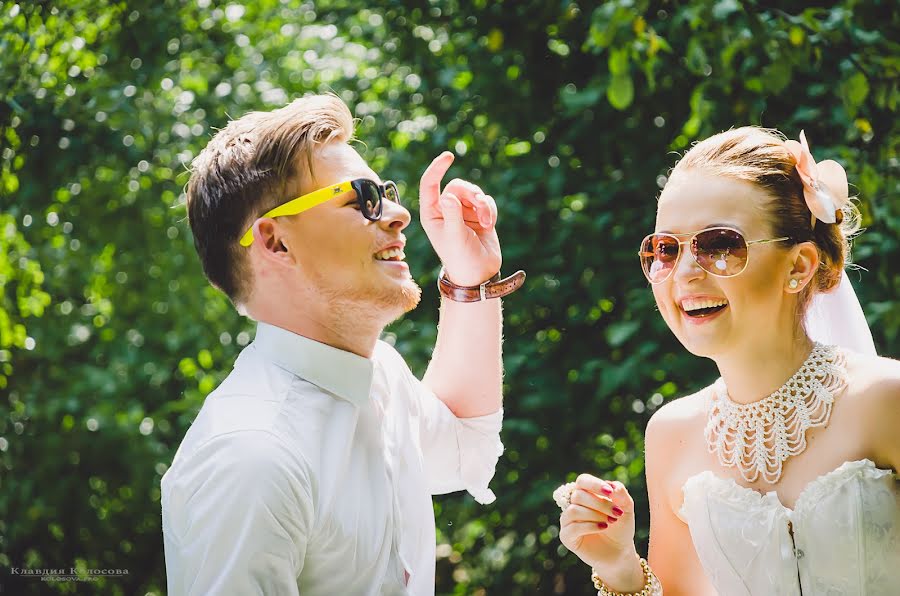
[678,459,899,595]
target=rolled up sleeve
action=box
[162,430,313,595]
[416,386,504,504]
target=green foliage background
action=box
[1,0,897,593]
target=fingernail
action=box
[597,522,608,529]
[607,516,618,523]
[600,485,613,495]
[612,506,624,516]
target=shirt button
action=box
[795,548,804,559]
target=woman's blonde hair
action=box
[669,126,860,312]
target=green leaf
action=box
[560,84,603,111]
[452,70,473,90]
[504,140,532,157]
[712,0,741,20]
[607,74,634,110]
[608,47,629,75]
[762,61,792,94]
[841,72,870,115]
[605,320,640,347]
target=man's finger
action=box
[419,152,455,203]
[485,194,498,227]
[443,178,485,201]
[444,185,492,228]
[459,204,482,225]
[438,192,466,235]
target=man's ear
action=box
[786,241,819,293]
[251,218,295,265]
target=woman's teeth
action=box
[682,298,728,312]
[681,298,728,316]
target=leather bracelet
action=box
[437,267,526,302]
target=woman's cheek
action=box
[651,286,676,327]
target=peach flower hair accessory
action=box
[784,131,849,227]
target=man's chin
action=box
[365,279,422,323]
[319,277,422,323]
[394,279,422,314]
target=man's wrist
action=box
[437,267,525,303]
[439,267,498,288]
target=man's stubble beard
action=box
[313,269,423,328]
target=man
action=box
[161,94,524,595]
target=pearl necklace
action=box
[705,343,847,484]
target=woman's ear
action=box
[786,241,819,293]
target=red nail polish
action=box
[597,522,608,529]
[600,485,613,495]
[607,517,618,523]
[612,506,624,516]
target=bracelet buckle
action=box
[437,267,526,303]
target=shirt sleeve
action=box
[419,396,503,504]
[162,430,313,595]
[395,354,504,503]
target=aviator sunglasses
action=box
[639,227,791,284]
[240,178,400,247]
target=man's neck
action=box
[248,298,386,359]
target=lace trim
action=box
[680,459,893,518]
[681,470,778,518]
[792,458,893,513]
[705,343,847,484]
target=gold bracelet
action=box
[591,558,662,596]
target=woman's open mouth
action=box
[680,297,729,319]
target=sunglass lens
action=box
[384,181,400,204]
[358,181,382,220]
[640,234,679,283]
[693,228,748,277]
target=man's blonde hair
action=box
[186,94,354,305]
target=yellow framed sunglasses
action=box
[239,178,399,247]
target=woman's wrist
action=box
[591,548,646,593]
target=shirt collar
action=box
[252,322,373,406]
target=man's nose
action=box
[380,197,410,231]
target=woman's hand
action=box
[559,474,644,590]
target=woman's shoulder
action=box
[644,388,713,494]
[844,350,900,400]
[645,387,710,446]
[844,350,900,469]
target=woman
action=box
[555,127,900,595]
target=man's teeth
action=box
[374,247,405,261]
[682,298,728,312]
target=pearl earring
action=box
[789,279,799,289]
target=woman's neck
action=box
[714,334,815,404]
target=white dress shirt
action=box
[161,322,503,595]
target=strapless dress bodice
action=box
[678,459,899,595]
